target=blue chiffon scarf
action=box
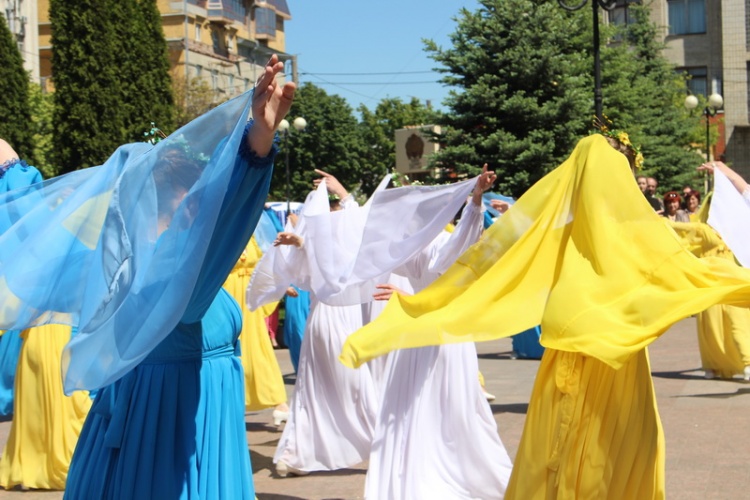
[0,91,267,393]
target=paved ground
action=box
[0,317,748,499]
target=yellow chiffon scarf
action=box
[341,134,750,369]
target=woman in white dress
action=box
[254,174,379,476]
[364,168,512,500]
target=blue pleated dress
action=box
[62,117,276,499]
[64,289,250,499]
[282,286,310,373]
[0,159,43,416]
[0,330,22,416]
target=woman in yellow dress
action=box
[0,324,91,490]
[671,201,750,380]
[341,131,750,499]
[223,237,288,423]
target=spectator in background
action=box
[684,189,702,221]
[637,175,662,212]
[646,177,664,213]
[662,191,690,222]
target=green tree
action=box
[358,97,441,193]
[50,0,175,172]
[121,0,175,137]
[600,5,704,191]
[27,83,57,178]
[426,0,592,197]
[173,77,219,128]
[270,83,367,202]
[0,13,34,161]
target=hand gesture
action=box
[274,232,303,247]
[472,164,496,205]
[373,283,409,301]
[489,199,510,214]
[247,54,297,157]
[285,286,299,298]
[313,169,349,199]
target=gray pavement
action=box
[1,317,748,499]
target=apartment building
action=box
[2,0,40,81]
[612,0,750,177]
[6,0,291,99]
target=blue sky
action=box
[285,1,479,112]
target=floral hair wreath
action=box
[593,116,644,170]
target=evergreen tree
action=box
[600,5,704,191]
[51,0,175,172]
[270,82,367,203]
[426,0,592,197]
[122,0,175,137]
[0,13,34,161]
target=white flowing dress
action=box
[364,202,513,500]
[273,297,377,471]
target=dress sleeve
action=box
[180,123,278,323]
[428,200,485,275]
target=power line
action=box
[300,70,436,76]
[313,81,440,86]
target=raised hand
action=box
[274,232,303,248]
[248,54,297,157]
[473,163,497,205]
[313,169,349,199]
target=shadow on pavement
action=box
[651,369,705,380]
[478,351,517,360]
[490,402,528,415]
[677,387,750,399]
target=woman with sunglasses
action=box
[662,191,690,222]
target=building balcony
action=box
[185,39,240,64]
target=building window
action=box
[228,74,234,93]
[682,67,708,96]
[608,0,640,27]
[244,78,250,91]
[255,7,276,36]
[211,70,218,90]
[195,65,203,78]
[195,23,201,41]
[668,0,706,35]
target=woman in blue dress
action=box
[0,141,43,416]
[59,55,296,499]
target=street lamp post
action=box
[277,116,308,215]
[684,93,723,162]
[685,92,723,192]
[558,0,617,121]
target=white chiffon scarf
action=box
[708,168,750,267]
[247,176,478,309]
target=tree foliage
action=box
[426,0,592,197]
[50,0,175,173]
[27,83,56,178]
[600,5,704,192]
[269,82,368,202]
[425,0,704,196]
[0,13,34,161]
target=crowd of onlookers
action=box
[636,174,703,222]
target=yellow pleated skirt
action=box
[506,347,665,500]
[696,304,750,379]
[0,324,91,490]
[223,272,287,411]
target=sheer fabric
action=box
[341,134,750,368]
[247,176,477,309]
[0,92,256,392]
[707,168,750,268]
